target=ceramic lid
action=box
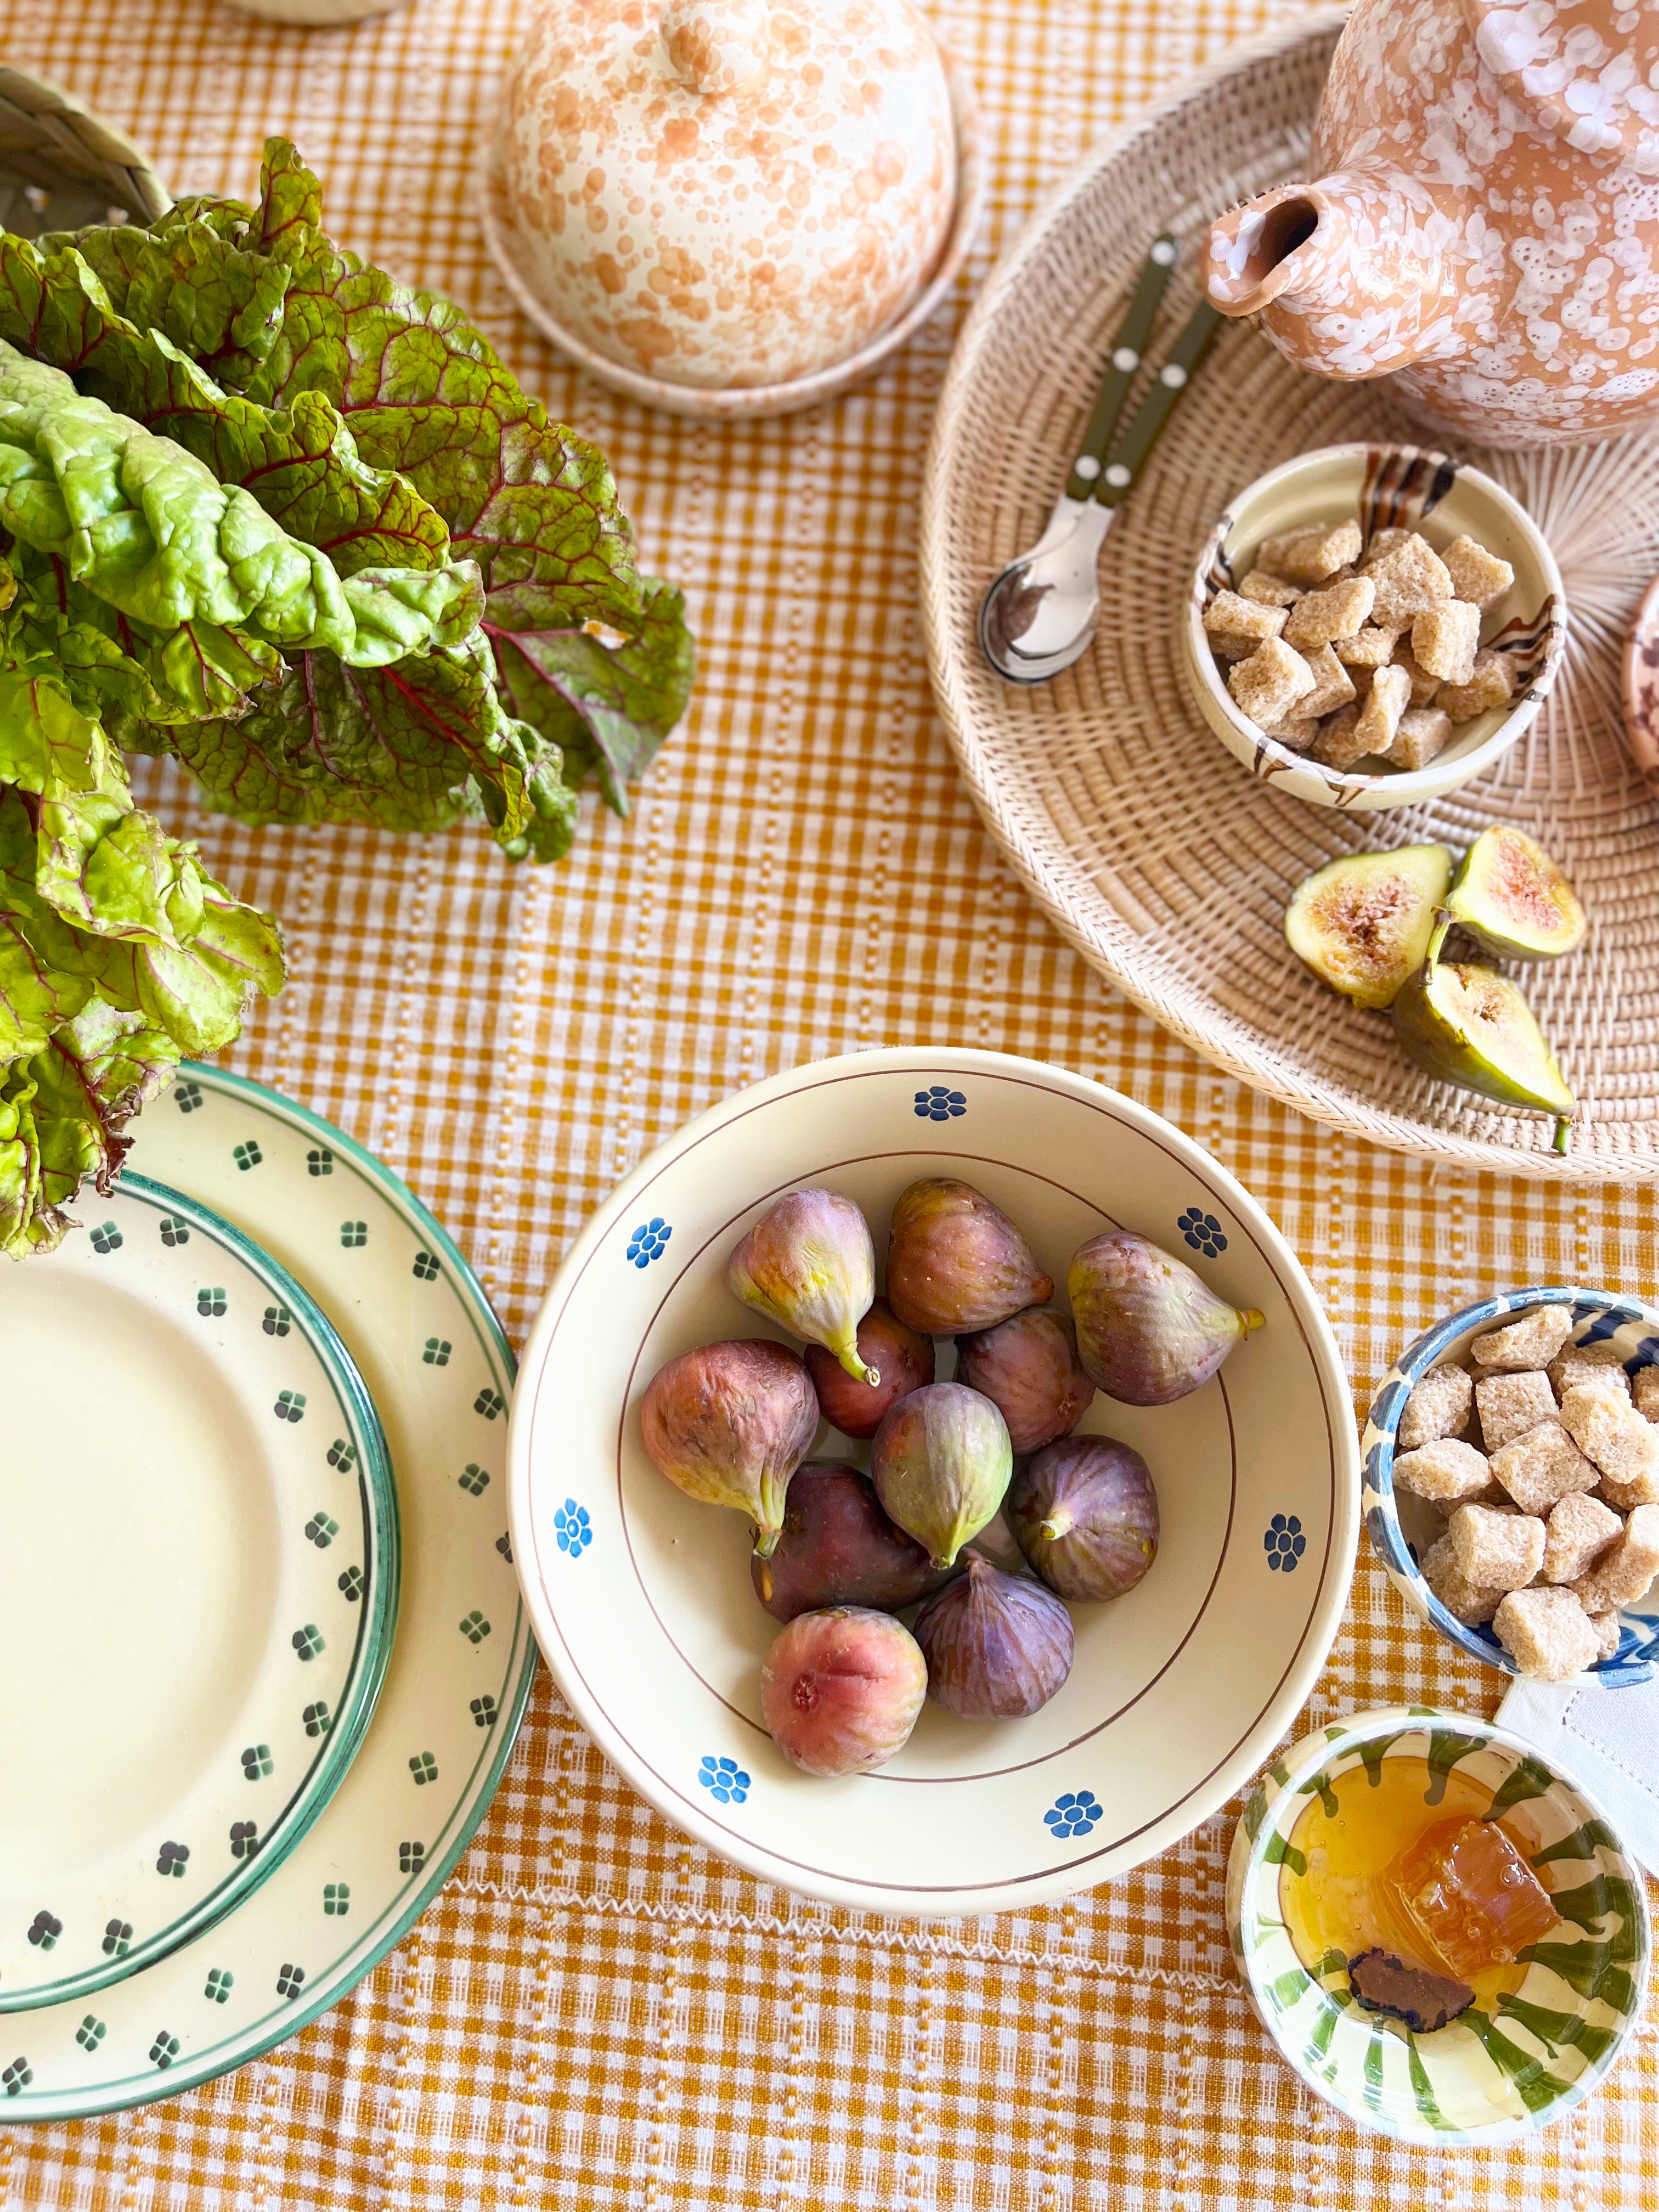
[486,0,958,390]
[1463,0,1659,166]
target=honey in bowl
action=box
[1278,1754,1563,2023]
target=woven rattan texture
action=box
[923,10,1659,1183]
[0,0,1656,2204]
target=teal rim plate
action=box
[0,1068,529,2121]
[0,1173,398,2014]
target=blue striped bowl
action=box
[1362,1287,1659,1688]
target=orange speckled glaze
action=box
[486,0,955,389]
[1204,0,1659,448]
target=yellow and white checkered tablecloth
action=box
[3,0,1658,2200]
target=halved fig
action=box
[1444,825,1587,960]
[1284,845,1454,1009]
[1393,956,1575,1137]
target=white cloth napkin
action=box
[1498,1675,1659,1877]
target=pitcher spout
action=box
[1204,171,1473,382]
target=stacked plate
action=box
[0,1069,532,2122]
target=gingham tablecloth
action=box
[3,0,1658,2202]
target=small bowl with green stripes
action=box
[1226,1706,1649,2145]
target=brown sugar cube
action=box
[1470,1304,1575,1372]
[1442,534,1515,607]
[1550,1348,1632,1402]
[1400,1363,1475,1451]
[1412,600,1481,686]
[1353,662,1412,758]
[1297,643,1358,719]
[1573,1503,1659,1612]
[1392,645,1443,708]
[1365,526,1412,562]
[1590,1609,1623,1662]
[1258,520,1363,586]
[1334,624,1403,670]
[1633,1367,1659,1422]
[1559,1386,1659,1506]
[1239,568,1303,608]
[1475,1370,1558,1452]
[1266,715,1323,753]
[1227,636,1314,727]
[1283,574,1376,651]
[1437,649,1516,723]
[1494,1586,1601,1681]
[1310,703,1369,769]
[1542,1492,1624,1584]
[1205,589,1287,660]
[1488,1421,1600,1515]
[1393,1435,1492,1505]
[1420,1531,1506,1627]
[1447,1501,1547,1592]
[1362,532,1455,626]
[1389,707,1454,772]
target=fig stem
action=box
[1040,1510,1074,1543]
[1238,1308,1266,1338]
[1426,912,1452,969]
[1553,1116,1571,1155]
[837,1349,882,1388]
[753,1527,782,1560]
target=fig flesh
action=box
[1007,1436,1159,1601]
[955,1307,1095,1453]
[1069,1231,1263,1406]
[727,1187,879,1386]
[1393,955,1574,1136]
[912,1553,1074,1719]
[804,1300,935,1440]
[760,1606,927,1775]
[871,1381,1013,1570]
[750,1463,953,1622]
[1444,826,1587,960]
[1284,844,1454,1009]
[639,1338,819,1557]
[885,1177,1053,1334]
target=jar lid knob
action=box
[661,0,770,94]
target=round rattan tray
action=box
[0,65,169,236]
[921,10,1659,1183]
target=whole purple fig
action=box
[640,1339,819,1556]
[804,1300,936,1440]
[1069,1231,1263,1406]
[955,1308,1096,1453]
[871,1381,1013,1570]
[913,1554,1074,1718]
[728,1187,880,1387]
[1007,1436,1159,1601]
[751,1464,954,1622]
[885,1177,1053,1334]
[760,1607,927,1775]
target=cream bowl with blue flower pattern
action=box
[509,1047,1359,1916]
[1227,1706,1650,2143]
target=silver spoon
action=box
[980,245,1222,685]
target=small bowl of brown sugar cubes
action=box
[1183,443,1566,811]
[1362,1289,1659,1686]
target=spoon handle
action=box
[1062,235,1180,503]
[1091,300,1224,511]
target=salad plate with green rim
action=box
[0,1174,398,2015]
[0,1069,529,2121]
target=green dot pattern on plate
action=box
[410,1752,437,1786]
[323,1884,349,1917]
[241,1746,272,1780]
[76,2018,104,2051]
[304,1513,337,1548]
[302,1702,331,1738]
[291,1626,324,1662]
[423,1338,452,1366]
[458,1611,490,1644]
[327,1438,358,1470]
[399,1841,425,1874]
[233,1143,262,1171]
[413,1251,438,1280]
[337,1566,363,1601]
[204,1970,232,2004]
[263,1306,291,1338]
[341,1222,368,1248]
[471,1695,498,1729]
[276,1963,304,2000]
[158,1216,190,1247]
[459,1464,489,1496]
[229,1822,258,1861]
[274,1390,306,1422]
[155,1843,188,1878]
[475,1387,505,1420]
[198,1288,226,1316]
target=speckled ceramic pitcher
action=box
[1204,0,1659,447]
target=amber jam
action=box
[1278,1756,1562,2010]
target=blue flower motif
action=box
[554,1499,592,1557]
[1177,1206,1227,1257]
[625,1217,672,1268]
[1043,1790,1102,1839]
[698,1754,750,1806]
[913,1085,967,1122]
[1264,1514,1306,1572]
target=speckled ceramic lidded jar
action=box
[485,0,958,394]
[1204,0,1659,447]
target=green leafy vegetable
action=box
[0,138,690,1253]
